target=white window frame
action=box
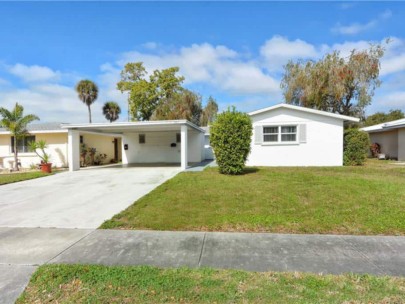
[262,125,298,145]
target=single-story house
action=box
[0,104,359,170]
[247,104,359,166]
[0,120,205,171]
[361,118,405,161]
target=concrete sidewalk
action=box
[2,228,405,303]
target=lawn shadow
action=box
[241,167,260,175]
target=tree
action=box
[363,109,404,126]
[281,43,386,118]
[200,96,219,126]
[117,62,185,121]
[102,101,121,123]
[76,80,98,123]
[152,90,202,125]
[210,107,252,175]
[0,103,39,171]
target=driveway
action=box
[0,166,180,229]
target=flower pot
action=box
[40,163,52,173]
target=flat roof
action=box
[61,120,205,133]
[249,103,360,122]
[361,118,405,133]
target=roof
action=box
[61,120,205,133]
[248,103,360,122]
[0,122,67,134]
[361,118,405,133]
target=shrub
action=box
[210,107,252,174]
[343,128,370,166]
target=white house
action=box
[0,104,359,170]
[246,104,359,166]
[361,118,405,160]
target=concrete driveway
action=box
[0,166,179,229]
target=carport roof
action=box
[61,120,205,134]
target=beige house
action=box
[361,118,405,160]
[0,123,121,170]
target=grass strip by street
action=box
[0,171,50,185]
[101,160,405,235]
[17,264,405,304]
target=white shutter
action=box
[254,126,263,145]
[299,124,307,143]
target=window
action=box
[176,133,181,143]
[11,136,36,153]
[281,126,297,142]
[263,126,297,143]
[139,134,145,144]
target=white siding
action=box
[247,107,344,166]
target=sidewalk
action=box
[1,228,405,303]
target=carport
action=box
[62,120,205,172]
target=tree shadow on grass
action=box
[241,167,260,175]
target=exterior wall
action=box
[121,130,204,164]
[247,108,344,166]
[204,135,214,160]
[0,132,68,169]
[368,130,399,159]
[80,133,117,163]
[398,128,405,161]
[122,131,182,164]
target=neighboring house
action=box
[201,126,214,160]
[361,118,405,161]
[247,104,359,166]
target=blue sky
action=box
[1,1,405,122]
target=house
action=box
[361,118,405,161]
[246,104,359,166]
[0,104,359,170]
[0,120,205,171]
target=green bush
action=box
[343,128,370,166]
[210,107,252,174]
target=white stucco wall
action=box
[247,108,344,166]
[0,132,68,169]
[398,128,405,161]
[121,130,203,164]
[368,130,399,159]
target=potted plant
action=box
[29,140,52,173]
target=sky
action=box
[1,1,405,123]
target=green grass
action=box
[17,264,405,304]
[0,171,49,185]
[101,160,405,235]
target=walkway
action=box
[1,228,405,303]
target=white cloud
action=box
[260,36,319,71]
[332,10,392,35]
[375,91,405,108]
[108,43,279,95]
[8,63,61,83]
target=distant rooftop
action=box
[361,118,405,133]
[0,122,65,133]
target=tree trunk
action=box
[13,137,19,171]
[88,105,92,123]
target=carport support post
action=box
[181,125,188,170]
[68,129,80,172]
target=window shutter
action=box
[299,124,307,143]
[254,126,263,145]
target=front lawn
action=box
[17,264,405,303]
[101,160,405,235]
[0,171,50,185]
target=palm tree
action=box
[102,101,121,123]
[0,103,39,171]
[75,80,98,123]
